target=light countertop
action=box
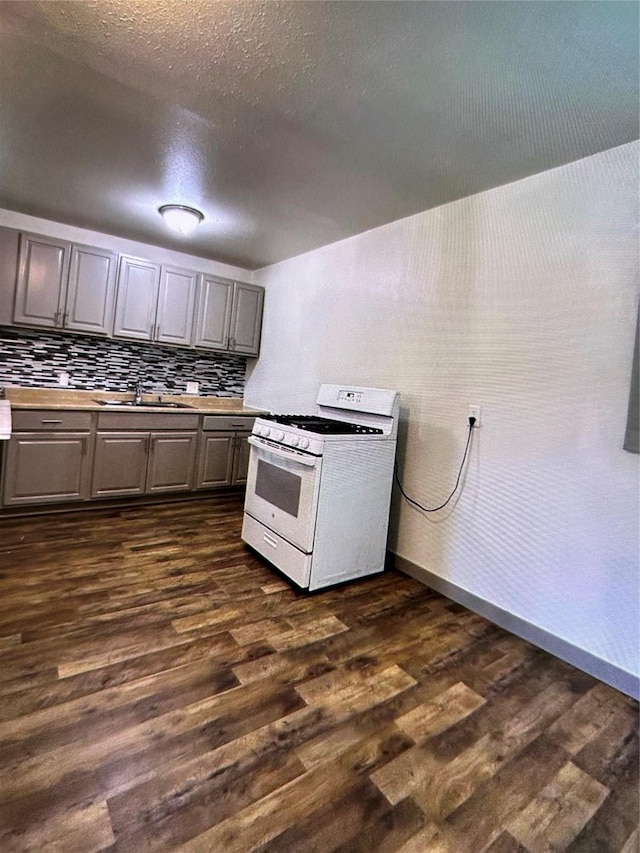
[2,386,267,416]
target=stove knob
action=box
[259,426,270,437]
[273,430,285,441]
[289,435,299,447]
[298,437,310,450]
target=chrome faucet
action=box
[133,381,143,405]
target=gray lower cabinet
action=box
[2,409,93,506]
[195,416,255,489]
[147,432,198,493]
[195,432,236,488]
[13,232,117,335]
[2,432,92,506]
[92,430,198,497]
[0,409,254,509]
[91,432,149,497]
[232,433,251,484]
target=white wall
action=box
[246,142,640,693]
[0,209,254,283]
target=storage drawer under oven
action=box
[242,513,312,588]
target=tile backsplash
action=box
[0,327,246,396]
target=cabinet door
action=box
[13,233,70,328]
[91,432,148,497]
[229,283,264,356]
[194,432,235,489]
[147,431,197,493]
[64,244,117,335]
[0,227,20,327]
[113,255,161,341]
[232,433,251,485]
[156,266,197,346]
[193,275,233,350]
[2,432,90,506]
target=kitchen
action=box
[0,2,638,851]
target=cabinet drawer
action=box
[12,410,93,431]
[202,415,255,432]
[97,412,199,430]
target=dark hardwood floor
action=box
[0,495,637,852]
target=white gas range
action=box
[241,384,399,590]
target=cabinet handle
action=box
[53,310,61,326]
[156,325,161,339]
[229,337,236,350]
[81,437,87,455]
[41,419,62,424]
[63,311,69,327]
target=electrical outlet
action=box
[186,381,199,395]
[468,404,482,427]
[58,371,70,387]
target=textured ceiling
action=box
[0,1,638,269]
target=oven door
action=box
[244,436,322,553]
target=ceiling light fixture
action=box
[158,204,204,235]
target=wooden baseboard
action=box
[391,552,639,700]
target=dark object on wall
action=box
[623,308,639,454]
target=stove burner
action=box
[263,413,383,435]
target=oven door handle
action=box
[248,436,319,467]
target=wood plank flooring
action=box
[0,495,637,852]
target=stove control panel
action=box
[338,389,363,404]
[252,419,322,456]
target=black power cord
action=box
[394,416,476,512]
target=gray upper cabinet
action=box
[114,256,197,346]
[64,243,117,335]
[113,255,161,341]
[229,282,264,356]
[13,233,71,329]
[156,266,198,346]
[194,276,264,356]
[193,275,234,350]
[13,233,116,336]
[4,227,264,357]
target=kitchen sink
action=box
[95,400,194,409]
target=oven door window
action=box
[254,458,302,517]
